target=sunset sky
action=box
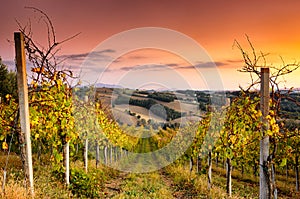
[1,0,300,90]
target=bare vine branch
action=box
[16,7,81,86]
[233,35,300,115]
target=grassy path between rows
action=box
[102,133,174,198]
[101,132,203,199]
[103,172,171,198]
[102,169,200,199]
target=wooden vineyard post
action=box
[110,146,113,164]
[226,157,232,196]
[14,32,34,196]
[64,142,70,185]
[260,67,270,199]
[189,157,193,173]
[104,146,108,164]
[84,138,88,173]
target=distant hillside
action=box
[94,83,123,88]
[84,87,300,128]
[93,88,204,128]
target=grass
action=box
[0,160,73,198]
[112,172,174,199]
[212,165,300,198]
[164,163,229,198]
[163,161,300,199]
[1,152,300,198]
[0,154,118,199]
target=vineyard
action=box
[1,9,300,199]
[1,56,300,198]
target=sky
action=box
[1,0,300,90]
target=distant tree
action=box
[0,57,17,100]
[140,118,146,126]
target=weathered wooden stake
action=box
[104,146,108,164]
[84,138,88,173]
[14,32,34,196]
[110,146,113,164]
[226,158,232,196]
[260,67,270,199]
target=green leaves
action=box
[69,168,101,198]
[211,94,262,169]
[280,158,287,167]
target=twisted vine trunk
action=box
[215,152,219,167]
[241,164,244,177]
[95,142,99,168]
[189,157,193,173]
[75,143,79,155]
[207,151,212,190]
[253,158,258,176]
